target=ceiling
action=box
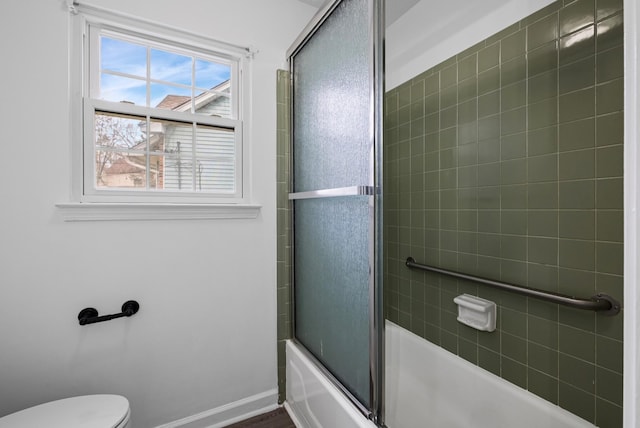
[296,0,421,26]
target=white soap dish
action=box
[453,294,496,332]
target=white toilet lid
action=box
[0,395,129,428]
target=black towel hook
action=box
[78,300,140,325]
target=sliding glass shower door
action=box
[287,0,384,423]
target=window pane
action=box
[196,124,234,156]
[151,83,191,110]
[194,90,232,118]
[195,125,235,193]
[194,158,235,193]
[101,37,146,77]
[151,48,192,86]
[95,112,146,151]
[162,155,193,191]
[150,119,193,155]
[96,151,147,189]
[195,59,231,89]
[100,73,146,105]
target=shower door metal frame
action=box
[286,0,385,424]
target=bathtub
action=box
[287,321,596,428]
[385,321,595,428]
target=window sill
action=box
[56,202,261,222]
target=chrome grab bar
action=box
[405,257,620,316]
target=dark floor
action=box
[225,408,296,428]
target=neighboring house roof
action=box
[104,157,145,174]
[156,79,231,114]
[156,95,190,110]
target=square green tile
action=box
[478,233,500,257]
[528,342,559,379]
[501,356,527,389]
[478,90,500,117]
[458,54,477,82]
[596,112,623,147]
[529,182,559,209]
[502,81,527,111]
[559,87,595,123]
[559,179,595,209]
[559,210,595,240]
[559,353,596,393]
[529,97,558,130]
[501,307,527,336]
[458,77,478,103]
[478,162,501,186]
[528,12,559,51]
[596,366,623,405]
[501,107,527,136]
[501,211,527,235]
[596,177,622,209]
[398,84,412,107]
[559,0,594,36]
[528,126,558,156]
[528,70,558,103]
[528,41,559,77]
[478,347,501,376]
[529,315,559,348]
[529,237,559,265]
[425,73,439,95]
[501,55,527,87]
[559,148,595,180]
[501,235,527,260]
[528,210,559,237]
[425,93,439,115]
[596,0,623,20]
[596,45,623,83]
[478,42,500,72]
[595,335,623,373]
[501,184,527,209]
[440,85,457,109]
[596,145,624,178]
[528,154,558,183]
[559,382,596,423]
[559,324,595,361]
[478,210,500,233]
[502,29,526,62]
[558,267,596,299]
[596,210,623,242]
[440,64,458,89]
[596,78,623,115]
[596,242,623,275]
[559,117,595,151]
[559,238,595,270]
[596,14,623,52]
[559,25,595,65]
[559,56,595,94]
[478,185,500,209]
[595,398,623,428]
[528,368,559,404]
[501,133,527,160]
[459,99,477,124]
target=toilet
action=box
[0,395,130,428]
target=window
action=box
[71,6,250,205]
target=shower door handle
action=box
[288,185,375,200]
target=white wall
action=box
[386,0,555,89]
[0,1,315,427]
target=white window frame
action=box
[61,4,260,219]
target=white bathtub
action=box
[287,321,596,428]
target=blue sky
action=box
[99,36,231,107]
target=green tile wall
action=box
[276,69,292,404]
[384,0,623,426]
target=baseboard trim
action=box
[155,389,279,428]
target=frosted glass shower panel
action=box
[292,0,371,192]
[294,196,371,407]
